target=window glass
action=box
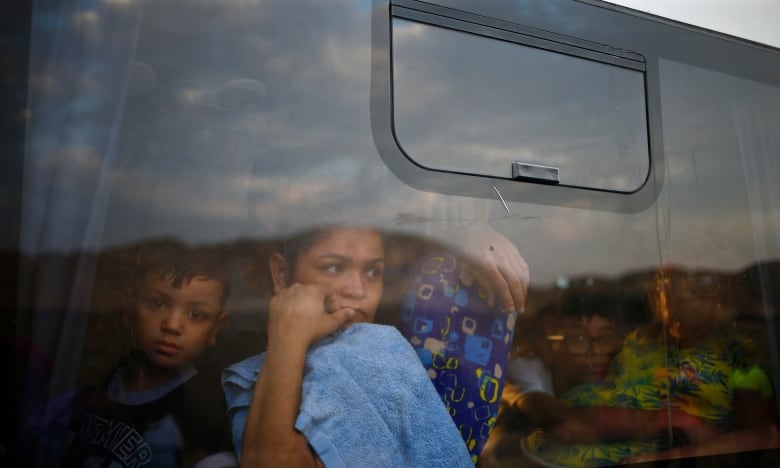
[656,57,780,271]
[391,17,650,192]
[7,0,780,466]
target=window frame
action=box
[372,0,664,213]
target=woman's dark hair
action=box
[280,225,384,278]
[281,227,334,277]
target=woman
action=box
[224,226,492,467]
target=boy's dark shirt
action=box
[34,360,232,468]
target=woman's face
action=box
[289,227,385,326]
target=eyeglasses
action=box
[546,334,622,355]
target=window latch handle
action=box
[511,161,560,184]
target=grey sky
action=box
[609,0,780,48]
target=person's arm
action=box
[506,390,712,444]
[546,406,712,444]
[504,390,691,442]
[505,390,571,430]
[623,389,780,463]
[239,284,355,467]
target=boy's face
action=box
[127,273,227,372]
[543,314,621,391]
[285,227,385,327]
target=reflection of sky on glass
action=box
[655,58,780,266]
[22,0,142,255]
[392,18,649,192]
[23,0,398,252]
[19,0,780,285]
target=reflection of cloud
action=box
[71,10,99,29]
[62,148,103,171]
[31,146,103,173]
[28,73,61,94]
[243,156,376,232]
[129,62,157,97]
[392,20,427,41]
[110,167,247,220]
[322,37,370,82]
[102,0,136,7]
[176,79,266,112]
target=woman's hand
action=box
[243,283,355,468]
[267,283,356,350]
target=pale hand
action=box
[454,224,530,313]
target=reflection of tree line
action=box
[10,234,780,388]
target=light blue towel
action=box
[222,323,473,467]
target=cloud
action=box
[176,79,266,112]
[102,0,136,7]
[391,19,428,42]
[609,0,780,48]
[70,10,100,30]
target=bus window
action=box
[391,17,650,192]
[4,0,780,466]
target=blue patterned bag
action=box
[398,250,517,463]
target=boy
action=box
[506,285,638,398]
[480,284,647,464]
[27,240,235,467]
[535,290,626,395]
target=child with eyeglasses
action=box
[479,282,648,466]
[537,290,628,396]
[501,287,629,399]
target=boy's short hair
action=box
[131,239,232,306]
[548,279,651,332]
[560,290,618,324]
